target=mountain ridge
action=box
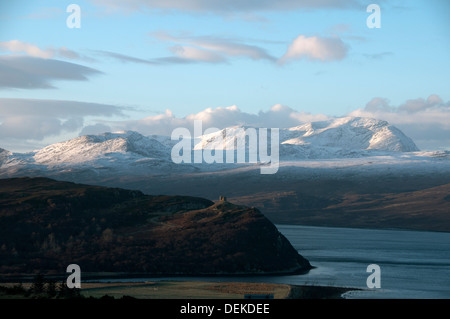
[33,131,170,165]
[0,117,420,171]
[193,117,419,154]
[0,117,448,233]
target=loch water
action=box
[90,225,450,299]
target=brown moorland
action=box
[0,177,311,277]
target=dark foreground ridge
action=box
[0,177,311,278]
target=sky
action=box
[0,0,449,152]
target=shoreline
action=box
[0,280,360,299]
[0,267,315,284]
[275,223,450,234]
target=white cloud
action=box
[151,32,276,63]
[193,38,276,61]
[169,45,226,63]
[104,104,329,137]
[0,40,98,90]
[349,95,450,150]
[0,116,83,140]
[90,33,275,65]
[0,98,124,141]
[58,47,82,60]
[108,98,449,151]
[79,123,113,136]
[352,95,450,121]
[0,40,52,59]
[2,96,449,152]
[398,94,445,113]
[279,35,349,63]
[93,50,159,65]
[0,40,80,60]
[0,56,101,89]
[364,97,394,112]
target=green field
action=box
[80,281,291,299]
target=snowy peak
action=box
[0,148,11,166]
[0,117,420,172]
[367,124,417,152]
[192,125,252,151]
[0,148,10,156]
[283,117,418,152]
[33,131,169,165]
[192,117,419,155]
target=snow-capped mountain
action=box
[1,117,449,236]
[0,131,185,179]
[33,131,169,165]
[282,117,418,151]
[193,117,419,159]
[0,116,442,182]
[0,148,11,166]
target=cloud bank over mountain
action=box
[0,95,448,152]
[0,98,125,151]
[80,104,330,137]
[349,95,450,151]
[72,95,450,152]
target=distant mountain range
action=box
[1,116,449,232]
[0,117,424,176]
[195,117,419,154]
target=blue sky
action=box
[0,0,449,151]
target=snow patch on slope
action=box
[0,148,11,166]
[0,116,440,182]
[192,117,419,158]
[33,131,170,165]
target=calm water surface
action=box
[275,225,450,299]
[90,225,450,299]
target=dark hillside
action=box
[0,177,311,277]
